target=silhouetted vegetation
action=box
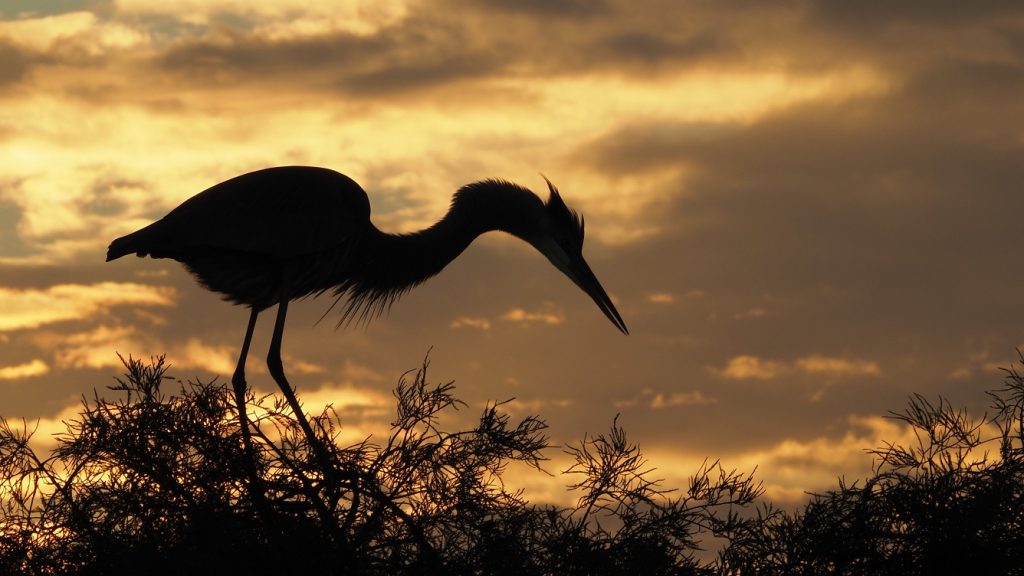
[0,356,759,576]
[2,354,1023,575]
[720,358,1024,575]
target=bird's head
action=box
[527,178,629,335]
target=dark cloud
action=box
[564,56,1024,444]
[464,0,610,17]
[337,54,499,96]
[153,2,749,98]
[808,0,1024,30]
[78,176,150,218]
[158,16,514,97]
[0,198,30,259]
[0,0,99,18]
[1000,27,1024,60]
[0,40,31,90]
[579,57,1024,190]
[593,31,732,69]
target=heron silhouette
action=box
[106,166,627,472]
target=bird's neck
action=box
[359,180,543,292]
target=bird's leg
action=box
[266,289,338,485]
[267,273,356,546]
[232,309,264,499]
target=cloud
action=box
[0,359,49,380]
[286,358,326,375]
[500,305,565,326]
[948,349,1011,380]
[0,11,148,56]
[39,325,152,370]
[155,11,506,97]
[1,166,167,263]
[291,384,395,444]
[135,0,875,104]
[713,356,788,380]
[614,387,717,409]
[173,338,238,375]
[508,412,917,508]
[35,325,249,376]
[0,283,175,332]
[650,390,715,409]
[338,359,385,383]
[504,397,574,415]
[23,403,85,452]
[0,40,31,90]
[0,2,893,267]
[637,414,923,506]
[727,415,922,503]
[116,0,412,33]
[450,316,492,330]
[795,355,881,377]
[733,307,768,319]
[646,292,674,304]
[806,0,1023,31]
[712,355,881,381]
[567,53,1024,394]
[52,329,261,376]
[465,0,609,18]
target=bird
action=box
[105,166,628,470]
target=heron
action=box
[105,166,627,474]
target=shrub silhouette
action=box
[0,356,760,576]
[4,354,1024,575]
[720,357,1024,575]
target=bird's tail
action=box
[106,230,149,261]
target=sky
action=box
[1,0,1023,505]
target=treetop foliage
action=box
[1,352,1022,575]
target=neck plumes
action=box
[342,180,543,318]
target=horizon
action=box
[2,0,1023,507]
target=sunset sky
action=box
[2,0,1023,505]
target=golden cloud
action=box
[635,415,920,506]
[0,359,49,380]
[0,11,147,54]
[734,307,768,319]
[286,384,395,444]
[286,357,327,375]
[505,413,903,508]
[649,390,715,409]
[338,359,385,383]
[646,292,674,304]
[41,325,151,370]
[712,354,882,380]
[714,355,788,380]
[727,415,917,503]
[35,325,275,377]
[614,387,717,409]
[115,0,412,35]
[0,3,895,266]
[504,397,574,415]
[450,316,492,330]
[795,355,881,377]
[24,403,84,453]
[0,283,175,332]
[500,305,565,326]
[174,338,239,375]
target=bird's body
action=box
[109,167,373,313]
[108,167,620,326]
[106,165,626,481]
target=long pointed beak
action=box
[566,256,629,335]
